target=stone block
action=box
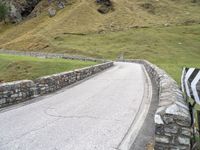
[11,94,18,98]
[155,114,164,124]
[155,135,170,144]
[178,136,190,145]
[164,124,178,134]
[0,98,6,105]
[163,114,174,124]
[181,128,191,137]
[155,124,164,135]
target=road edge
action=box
[117,64,153,150]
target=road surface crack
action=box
[44,107,121,122]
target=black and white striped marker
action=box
[181,68,200,105]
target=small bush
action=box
[0,2,8,22]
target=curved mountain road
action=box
[0,62,152,150]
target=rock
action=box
[156,106,166,114]
[0,0,41,23]
[0,98,6,105]
[155,124,164,135]
[178,136,190,145]
[155,114,164,125]
[164,23,169,27]
[163,114,174,124]
[96,0,113,14]
[181,128,191,137]
[165,104,190,119]
[48,7,56,17]
[155,135,170,144]
[57,1,65,9]
[98,5,110,14]
[164,124,178,134]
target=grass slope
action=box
[0,0,199,83]
[0,0,200,51]
[49,24,200,84]
[0,54,97,82]
[1,24,200,84]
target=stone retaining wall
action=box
[0,62,113,108]
[122,60,191,150]
[0,49,106,62]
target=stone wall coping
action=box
[0,80,34,86]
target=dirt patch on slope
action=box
[140,3,155,14]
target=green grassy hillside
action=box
[47,24,200,84]
[0,0,200,51]
[0,0,199,83]
[0,54,97,82]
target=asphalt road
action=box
[0,62,152,150]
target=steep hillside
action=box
[0,0,200,52]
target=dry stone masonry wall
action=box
[122,60,191,150]
[0,49,106,62]
[34,63,113,95]
[0,62,113,108]
[0,80,36,108]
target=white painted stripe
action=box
[184,68,195,97]
[191,71,200,104]
[181,68,186,93]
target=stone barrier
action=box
[0,80,36,108]
[122,60,191,150]
[34,63,113,95]
[0,49,106,62]
[0,62,113,108]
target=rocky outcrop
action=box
[0,0,70,23]
[20,0,41,17]
[0,0,41,23]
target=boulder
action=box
[57,1,65,9]
[96,0,113,14]
[98,5,111,14]
[48,7,56,17]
